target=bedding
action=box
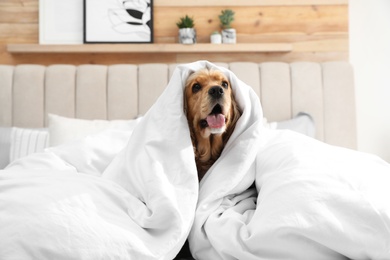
[0,127,48,168]
[10,127,49,162]
[48,113,139,147]
[0,61,389,260]
[0,114,313,169]
[0,115,142,169]
[263,112,315,138]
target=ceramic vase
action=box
[179,28,196,44]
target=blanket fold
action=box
[190,127,390,260]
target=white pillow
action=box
[9,127,49,162]
[263,112,315,138]
[48,114,137,147]
[49,127,137,176]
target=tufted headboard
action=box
[0,61,356,149]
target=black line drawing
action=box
[108,0,151,36]
[84,0,153,43]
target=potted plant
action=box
[210,31,222,44]
[219,9,236,44]
[176,15,196,44]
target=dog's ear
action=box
[183,70,198,115]
[229,81,241,119]
[224,89,242,140]
[183,92,188,115]
[183,72,192,115]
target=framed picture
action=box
[84,0,153,43]
[39,0,84,44]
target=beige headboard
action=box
[0,61,356,149]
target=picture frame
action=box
[84,0,153,43]
[39,0,84,44]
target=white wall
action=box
[350,0,390,162]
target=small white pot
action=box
[222,28,236,44]
[210,33,222,44]
[178,28,196,44]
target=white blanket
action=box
[1,61,390,260]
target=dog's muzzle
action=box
[197,86,228,135]
[208,86,224,99]
[200,103,227,135]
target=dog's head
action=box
[184,68,240,140]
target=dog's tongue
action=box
[206,114,225,128]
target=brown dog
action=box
[184,68,241,180]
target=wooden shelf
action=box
[7,43,293,54]
[155,0,348,6]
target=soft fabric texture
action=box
[9,127,49,162]
[0,127,49,168]
[276,112,315,137]
[190,128,390,260]
[263,112,315,138]
[1,114,312,169]
[0,116,141,169]
[48,113,137,147]
[0,61,389,260]
[6,122,140,177]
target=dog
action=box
[184,68,241,181]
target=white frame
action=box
[84,0,153,43]
[39,0,83,44]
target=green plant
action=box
[219,9,235,29]
[176,15,195,29]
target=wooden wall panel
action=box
[154,5,348,43]
[0,0,349,65]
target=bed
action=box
[0,60,389,260]
[0,61,356,167]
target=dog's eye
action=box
[192,83,201,93]
[221,81,229,89]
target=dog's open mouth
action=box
[200,104,226,131]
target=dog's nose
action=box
[208,86,224,99]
